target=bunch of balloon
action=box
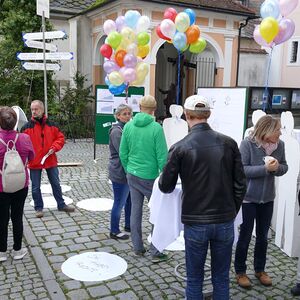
[254,0,297,48]
[253,0,298,111]
[100,10,151,96]
[156,7,206,54]
[156,7,206,105]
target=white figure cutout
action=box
[244,110,266,139]
[162,104,188,150]
[275,111,300,257]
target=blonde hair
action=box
[250,115,280,145]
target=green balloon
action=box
[189,38,206,54]
[137,32,150,46]
[107,31,122,49]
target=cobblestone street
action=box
[0,140,298,300]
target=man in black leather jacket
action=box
[159,95,246,300]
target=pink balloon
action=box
[279,0,299,16]
[103,20,116,35]
[273,18,295,45]
[123,68,136,83]
[123,54,137,68]
[115,16,125,32]
[103,60,120,74]
[253,25,274,47]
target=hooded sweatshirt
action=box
[119,112,167,180]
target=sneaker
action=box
[255,271,272,286]
[110,232,129,240]
[12,248,27,260]
[58,205,75,213]
[35,210,44,218]
[151,252,172,264]
[0,252,7,262]
[236,273,252,289]
[133,249,146,257]
[124,227,131,233]
[291,283,300,296]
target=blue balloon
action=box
[124,10,141,29]
[109,83,126,95]
[185,8,196,25]
[260,0,280,19]
[173,32,187,51]
[105,76,110,86]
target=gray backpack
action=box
[0,134,26,193]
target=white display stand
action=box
[244,110,266,138]
[275,111,300,257]
[61,252,127,281]
[197,88,247,146]
[162,104,188,150]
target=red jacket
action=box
[21,115,65,169]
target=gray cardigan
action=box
[240,137,288,204]
[108,122,127,184]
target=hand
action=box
[265,158,279,172]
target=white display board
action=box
[197,88,247,146]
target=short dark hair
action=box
[0,106,17,130]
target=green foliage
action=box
[0,0,56,113]
[51,72,94,139]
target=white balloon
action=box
[103,20,116,35]
[136,16,151,33]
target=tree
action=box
[0,0,56,113]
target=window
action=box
[290,41,298,63]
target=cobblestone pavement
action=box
[0,140,299,300]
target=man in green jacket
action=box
[120,95,169,263]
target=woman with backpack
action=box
[0,106,34,261]
[108,104,132,240]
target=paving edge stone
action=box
[23,218,67,300]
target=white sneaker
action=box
[12,248,27,260]
[0,252,7,262]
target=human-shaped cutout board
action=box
[244,110,266,139]
[162,104,188,150]
[275,111,300,257]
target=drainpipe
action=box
[235,16,260,87]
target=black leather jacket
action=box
[159,123,246,225]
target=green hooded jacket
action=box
[119,112,168,180]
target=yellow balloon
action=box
[259,17,279,43]
[136,62,149,78]
[137,45,150,58]
[108,71,124,86]
[121,27,135,43]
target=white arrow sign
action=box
[17,52,73,61]
[25,40,57,52]
[22,62,61,71]
[22,30,67,41]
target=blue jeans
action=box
[234,202,273,274]
[30,167,66,211]
[184,220,234,300]
[110,182,131,234]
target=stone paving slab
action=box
[1,140,299,299]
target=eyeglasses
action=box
[120,112,132,116]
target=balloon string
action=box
[177,50,180,105]
[263,47,273,111]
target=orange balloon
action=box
[115,50,127,67]
[186,25,200,44]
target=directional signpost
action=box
[17,0,73,116]
[22,62,61,71]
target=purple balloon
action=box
[279,0,299,17]
[123,54,137,68]
[115,16,125,32]
[253,25,273,48]
[273,18,295,45]
[123,68,136,83]
[103,60,119,74]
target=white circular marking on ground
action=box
[148,231,185,251]
[76,198,113,211]
[30,196,73,208]
[61,252,127,281]
[40,184,72,194]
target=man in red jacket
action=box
[21,100,75,218]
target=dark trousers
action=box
[0,187,28,252]
[234,202,274,274]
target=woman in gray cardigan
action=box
[235,115,288,289]
[108,104,132,240]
